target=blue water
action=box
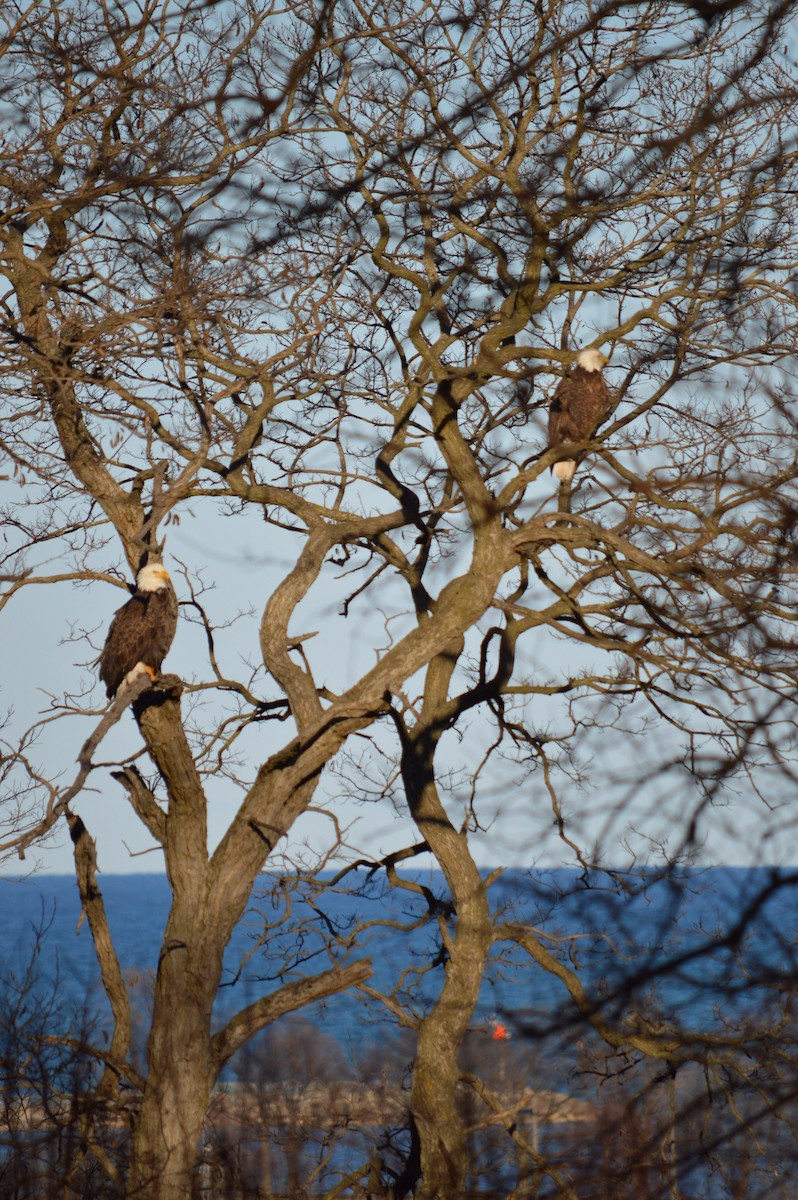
[1,867,796,1068]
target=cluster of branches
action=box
[2,0,798,1196]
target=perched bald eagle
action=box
[548,348,611,483]
[99,563,178,697]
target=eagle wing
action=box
[548,375,581,447]
[548,368,611,449]
[99,589,177,697]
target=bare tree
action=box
[3,0,798,1196]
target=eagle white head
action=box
[576,348,609,372]
[136,563,171,592]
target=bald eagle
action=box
[548,348,611,483]
[99,563,178,697]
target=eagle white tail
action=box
[554,460,576,483]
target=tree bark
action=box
[395,651,495,1200]
[123,684,220,1198]
[127,930,221,1200]
[409,869,492,1200]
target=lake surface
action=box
[1,866,796,1073]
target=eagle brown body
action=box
[99,563,178,697]
[548,348,611,482]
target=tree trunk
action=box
[127,927,222,1200]
[397,704,494,1200]
[123,692,221,1199]
[410,872,492,1200]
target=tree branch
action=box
[211,958,373,1067]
